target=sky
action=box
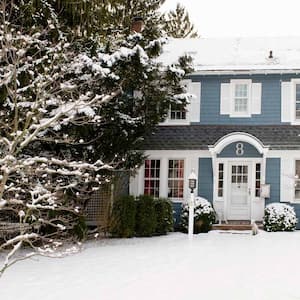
[162,0,300,38]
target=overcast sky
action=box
[162,0,300,38]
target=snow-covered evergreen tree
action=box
[163,3,199,38]
[0,0,192,274]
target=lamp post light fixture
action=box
[188,169,197,240]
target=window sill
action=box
[229,113,252,118]
[169,198,184,203]
[160,119,190,126]
[291,121,300,125]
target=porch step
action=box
[212,221,264,231]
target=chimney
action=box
[131,17,144,33]
[269,50,273,59]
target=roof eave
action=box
[190,69,300,76]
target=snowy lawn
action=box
[1,230,300,300]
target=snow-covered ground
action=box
[1,230,300,300]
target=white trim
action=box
[281,81,293,123]
[167,158,186,202]
[190,69,300,76]
[229,79,252,118]
[129,150,200,203]
[161,79,192,126]
[227,161,252,220]
[209,132,269,156]
[291,79,300,124]
[294,159,300,203]
[209,132,268,221]
[213,157,264,221]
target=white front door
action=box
[227,162,251,220]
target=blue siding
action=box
[172,202,182,230]
[265,158,281,205]
[198,158,213,203]
[218,141,262,158]
[189,74,300,125]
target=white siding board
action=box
[189,82,201,122]
[281,81,293,123]
[251,83,262,114]
[220,83,231,115]
[280,158,294,203]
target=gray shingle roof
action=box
[140,125,300,150]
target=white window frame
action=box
[230,79,252,118]
[162,80,191,125]
[294,159,300,202]
[291,79,300,124]
[169,104,187,121]
[167,158,185,200]
[143,159,161,198]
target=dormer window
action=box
[170,103,186,120]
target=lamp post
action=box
[188,169,197,240]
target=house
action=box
[129,37,300,227]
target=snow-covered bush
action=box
[180,197,216,233]
[263,203,298,232]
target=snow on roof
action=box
[159,37,300,73]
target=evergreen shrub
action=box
[154,198,174,235]
[110,195,136,238]
[180,197,216,233]
[135,195,157,237]
[263,203,297,232]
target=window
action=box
[170,104,186,120]
[234,83,249,114]
[255,163,261,197]
[144,159,160,197]
[295,160,300,200]
[296,84,300,120]
[168,159,184,199]
[218,163,224,197]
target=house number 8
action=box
[236,143,244,156]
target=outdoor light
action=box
[188,169,197,240]
[188,170,197,192]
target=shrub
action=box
[135,195,157,237]
[154,198,174,235]
[110,195,136,238]
[72,215,88,240]
[180,197,216,233]
[263,203,298,232]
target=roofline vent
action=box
[269,50,273,59]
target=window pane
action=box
[170,104,186,120]
[218,163,224,197]
[234,84,248,113]
[144,159,160,197]
[295,160,300,199]
[296,160,300,177]
[168,160,184,199]
[235,84,248,97]
[255,163,261,197]
[296,84,300,101]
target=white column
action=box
[188,191,195,240]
